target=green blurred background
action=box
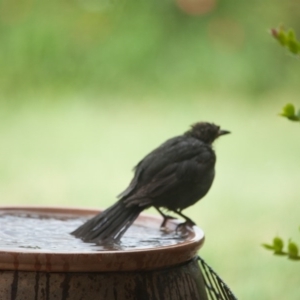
[0,0,300,299]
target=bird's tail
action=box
[71,201,143,243]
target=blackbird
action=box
[71,122,230,243]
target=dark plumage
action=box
[71,122,230,243]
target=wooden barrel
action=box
[0,206,207,300]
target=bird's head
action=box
[185,122,230,144]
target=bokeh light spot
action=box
[176,0,216,16]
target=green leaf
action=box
[280,103,295,117]
[271,26,300,55]
[288,241,299,259]
[274,252,287,256]
[262,243,275,250]
[288,39,299,54]
[289,257,300,261]
[280,103,300,121]
[273,237,284,253]
[277,30,287,46]
[287,29,296,41]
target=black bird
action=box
[71,122,230,243]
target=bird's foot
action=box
[160,215,176,231]
[175,219,196,236]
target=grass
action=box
[0,91,299,299]
[1,0,300,97]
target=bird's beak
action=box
[218,129,231,136]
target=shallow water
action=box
[0,213,186,252]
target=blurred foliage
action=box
[263,236,300,261]
[1,0,300,99]
[273,26,300,122]
[271,26,300,55]
[263,26,299,263]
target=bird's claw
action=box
[175,220,196,236]
[160,215,176,231]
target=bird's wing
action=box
[117,136,200,199]
[122,140,215,207]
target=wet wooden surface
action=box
[0,258,208,300]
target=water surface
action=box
[0,212,186,252]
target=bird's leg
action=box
[155,207,176,228]
[173,210,196,233]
